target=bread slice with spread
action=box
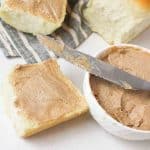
[2,59,88,137]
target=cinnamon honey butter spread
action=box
[90,46,150,130]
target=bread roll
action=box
[83,0,150,44]
[0,0,67,35]
[2,59,88,137]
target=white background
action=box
[0,29,150,150]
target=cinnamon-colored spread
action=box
[10,59,87,123]
[90,46,150,130]
[6,0,67,22]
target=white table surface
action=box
[0,30,150,150]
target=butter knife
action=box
[37,35,150,91]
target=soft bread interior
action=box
[83,0,150,44]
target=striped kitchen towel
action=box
[0,0,92,64]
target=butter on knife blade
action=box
[38,35,91,71]
[37,35,150,91]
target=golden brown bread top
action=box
[9,59,87,123]
[134,0,150,10]
[5,0,67,22]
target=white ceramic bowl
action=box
[83,44,150,140]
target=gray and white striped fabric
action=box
[0,0,92,64]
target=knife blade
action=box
[37,35,150,91]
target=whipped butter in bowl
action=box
[83,44,150,140]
